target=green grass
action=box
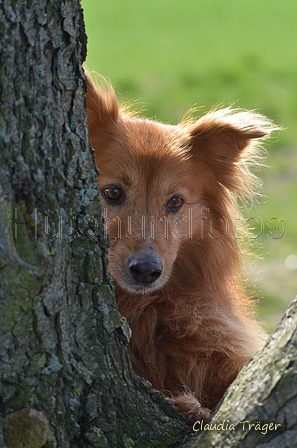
[82,0,297,331]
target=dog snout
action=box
[129,254,163,284]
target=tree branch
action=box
[184,295,297,447]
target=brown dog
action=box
[85,72,275,421]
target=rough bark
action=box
[0,1,188,447]
[184,295,297,448]
[0,1,296,448]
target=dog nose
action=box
[129,255,163,284]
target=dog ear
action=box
[85,71,119,139]
[188,109,276,192]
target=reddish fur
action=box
[85,71,276,421]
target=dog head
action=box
[86,72,276,295]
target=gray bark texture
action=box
[0,1,188,447]
[0,1,296,448]
[188,295,297,448]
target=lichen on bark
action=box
[0,1,189,447]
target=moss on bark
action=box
[0,1,189,446]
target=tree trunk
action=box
[184,295,297,448]
[0,1,296,448]
[0,1,188,447]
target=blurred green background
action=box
[82,0,297,332]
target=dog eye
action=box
[102,186,123,203]
[166,196,183,212]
